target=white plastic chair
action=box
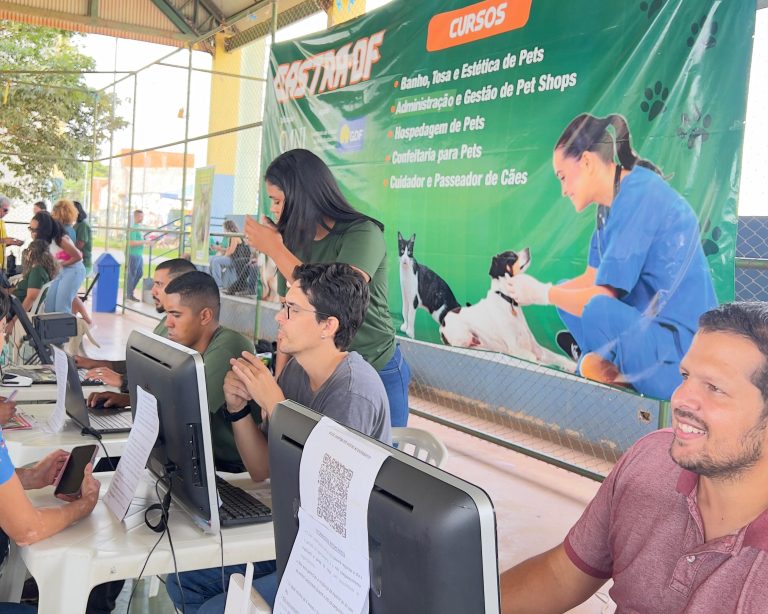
[29,280,53,315]
[391,427,449,468]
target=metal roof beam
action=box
[0,1,196,43]
[149,0,197,35]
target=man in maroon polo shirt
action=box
[501,302,768,614]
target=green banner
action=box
[262,0,754,399]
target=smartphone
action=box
[53,444,98,497]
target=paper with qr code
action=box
[274,417,390,614]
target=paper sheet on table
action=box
[104,385,159,520]
[224,562,271,614]
[274,417,390,614]
[40,346,67,433]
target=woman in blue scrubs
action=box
[505,113,717,399]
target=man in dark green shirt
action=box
[87,270,257,471]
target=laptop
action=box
[64,355,133,435]
[5,364,102,386]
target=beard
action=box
[671,417,767,481]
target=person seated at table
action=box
[87,271,258,473]
[166,262,391,614]
[4,239,59,335]
[500,301,768,613]
[0,289,100,613]
[75,258,196,387]
[13,239,58,312]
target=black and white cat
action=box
[398,232,460,338]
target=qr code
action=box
[317,452,353,537]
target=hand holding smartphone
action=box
[54,444,98,499]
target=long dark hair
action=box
[555,113,662,175]
[32,211,65,245]
[265,149,383,257]
[73,200,87,224]
[23,239,59,279]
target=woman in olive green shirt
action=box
[14,239,58,311]
[243,148,411,427]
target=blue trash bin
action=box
[93,253,120,313]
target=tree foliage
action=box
[0,21,126,200]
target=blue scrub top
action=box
[0,428,15,485]
[588,166,717,335]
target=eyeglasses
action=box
[280,300,332,320]
[28,226,37,232]
[0,208,8,214]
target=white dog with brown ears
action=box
[439,248,576,372]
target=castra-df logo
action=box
[337,119,365,151]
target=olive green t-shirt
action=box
[14,265,50,302]
[279,220,395,371]
[203,326,259,470]
[75,222,92,270]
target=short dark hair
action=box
[699,302,768,412]
[33,200,47,211]
[164,270,220,319]
[156,258,196,280]
[292,262,369,351]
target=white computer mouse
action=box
[1,373,33,387]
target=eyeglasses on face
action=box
[28,226,37,232]
[279,300,332,320]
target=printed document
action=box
[104,386,159,520]
[274,417,390,614]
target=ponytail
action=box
[607,114,662,175]
[556,113,662,176]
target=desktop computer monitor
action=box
[268,400,500,614]
[125,330,220,534]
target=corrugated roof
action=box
[0,0,293,51]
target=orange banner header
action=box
[426,0,532,52]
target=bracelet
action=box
[220,404,252,423]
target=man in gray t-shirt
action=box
[279,351,390,444]
[221,262,391,483]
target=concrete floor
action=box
[81,307,616,613]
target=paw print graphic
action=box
[687,16,718,49]
[641,81,669,121]
[639,0,665,20]
[677,106,712,149]
[701,219,722,258]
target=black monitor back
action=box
[268,400,500,614]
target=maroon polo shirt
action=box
[565,429,768,613]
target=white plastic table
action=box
[6,472,275,614]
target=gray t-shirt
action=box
[277,351,391,445]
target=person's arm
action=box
[244,215,302,282]
[57,236,82,265]
[500,543,606,614]
[223,237,240,257]
[502,268,617,317]
[74,356,114,370]
[229,352,286,420]
[0,465,99,546]
[21,287,39,312]
[549,283,617,317]
[223,370,270,482]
